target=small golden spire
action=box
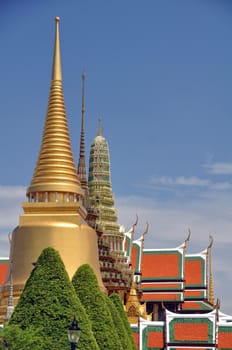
[208,235,215,305]
[27,17,83,199]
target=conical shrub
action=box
[72,264,123,350]
[109,292,137,350]
[9,247,99,350]
[106,295,133,350]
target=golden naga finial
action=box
[141,222,149,250]
[142,222,149,239]
[208,235,213,250]
[131,214,138,232]
[184,228,191,247]
[134,214,138,227]
[130,214,138,242]
[186,228,191,242]
[183,229,191,252]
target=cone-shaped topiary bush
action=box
[106,295,133,350]
[9,247,99,350]
[109,292,137,350]
[72,264,123,350]
[2,324,46,350]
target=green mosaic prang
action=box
[185,256,206,287]
[88,133,121,241]
[169,317,214,344]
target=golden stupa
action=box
[1,18,103,306]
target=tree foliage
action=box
[106,295,133,350]
[1,324,46,350]
[109,293,137,350]
[9,247,99,350]
[72,264,123,350]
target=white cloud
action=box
[150,176,211,187]
[149,175,232,192]
[0,186,25,252]
[204,162,232,175]
[0,186,26,199]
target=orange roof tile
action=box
[0,260,9,286]
[147,331,164,347]
[142,292,181,301]
[185,257,205,286]
[174,322,209,341]
[142,282,182,290]
[132,332,139,348]
[181,301,213,311]
[218,328,232,348]
[142,251,182,279]
[184,290,204,298]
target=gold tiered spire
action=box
[27,17,83,200]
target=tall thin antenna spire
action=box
[77,71,89,206]
[97,116,103,136]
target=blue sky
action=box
[1,0,232,312]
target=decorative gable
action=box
[166,310,216,346]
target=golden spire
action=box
[27,17,83,200]
[52,17,62,81]
[208,235,215,305]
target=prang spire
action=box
[77,71,89,205]
[27,17,83,201]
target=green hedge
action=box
[109,293,137,350]
[106,295,134,350]
[72,264,123,350]
[8,247,99,350]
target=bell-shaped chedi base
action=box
[9,202,103,288]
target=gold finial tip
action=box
[55,16,60,22]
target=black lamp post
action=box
[67,316,81,350]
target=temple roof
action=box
[0,258,9,286]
